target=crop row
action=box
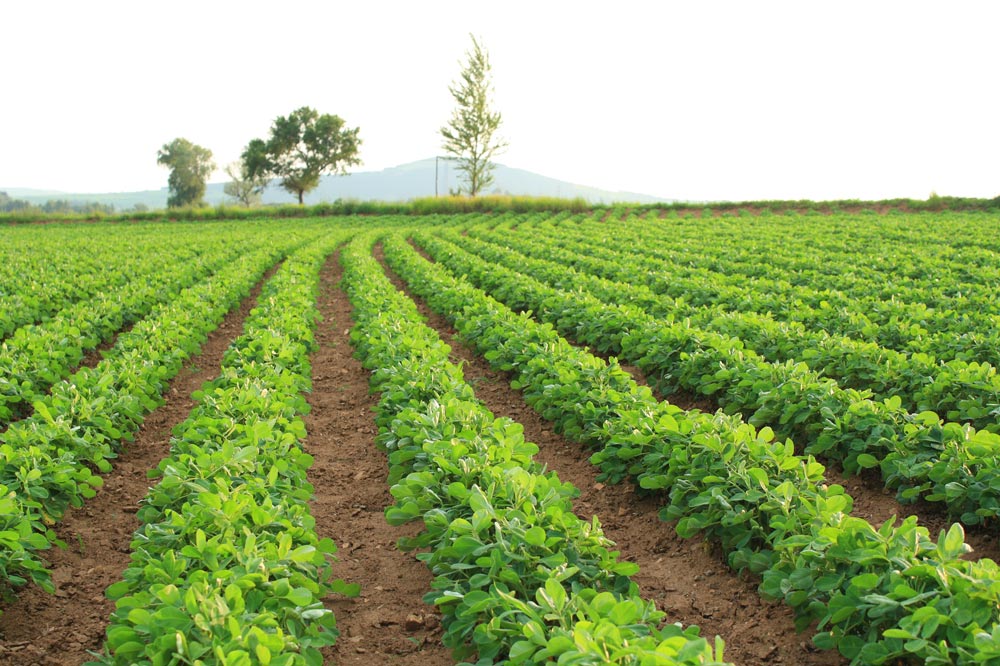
[0,225,224,339]
[567,211,1000,316]
[507,218,1000,366]
[382,232,1000,665]
[342,233,727,665]
[418,230,1000,527]
[88,231,357,665]
[570,213,1000,315]
[461,223,1000,435]
[0,238,267,426]
[468,221,1000,429]
[0,231,319,597]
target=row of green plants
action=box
[0,226,206,339]
[611,213,1000,333]
[574,213,1000,307]
[416,231,1000,527]
[515,218,1000,367]
[89,232,357,665]
[0,238,265,426]
[453,227,1000,435]
[0,233,316,599]
[381,232,1000,665]
[342,232,727,665]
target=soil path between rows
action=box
[374,243,844,666]
[304,250,453,665]
[0,264,279,665]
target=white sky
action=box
[2,1,998,202]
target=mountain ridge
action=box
[4,159,670,209]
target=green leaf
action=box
[850,573,881,591]
[329,580,361,598]
[856,453,880,469]
[523,526,546,547]
[106,580,133,600]
[285,587,313,606]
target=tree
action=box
[157,138,215,208]
[244,107,361,205]
[440,35,507,197]
[223,161,266,207]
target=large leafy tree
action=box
[244,107,361,205]
[440,35,507,197]
[156,138,215,208]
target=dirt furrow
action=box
[0,265,278,665]
[304,251,452,666]
[373,244,843,666]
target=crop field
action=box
[1,209,999,666]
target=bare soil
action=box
[304,251,453,666]
[0,266,277,665]
[374,244,845,666]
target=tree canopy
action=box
[156,138,215,208]
[243,107,361,204]
[440,35,507,197]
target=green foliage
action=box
[7,209,1000,663]
[425,220,1000,525]
[440,35,507,197]
[0,222,344,602]
[157,138,215,208]
[89,233,356,665]
[341,233,728,665]
[244,107,361,205]
[0,243,289,596]
[380,229,1000,666]
[0,232,283,426]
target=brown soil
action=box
[304,251,453,665]
[374,244,844,666]
[0,265,278,665]
[661,387,718,414]
[77,321,136,371]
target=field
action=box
[1,209,999,665]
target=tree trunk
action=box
[298,190,304,205]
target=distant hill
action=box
[6,159,670,210]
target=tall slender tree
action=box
[440,35,507,197]
[156,138,215,208]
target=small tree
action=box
[244,107,361,205]
[157,138,215,208]
[440,35,507,197]
[223,161,266,207]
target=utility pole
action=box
[435,156,456,197]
